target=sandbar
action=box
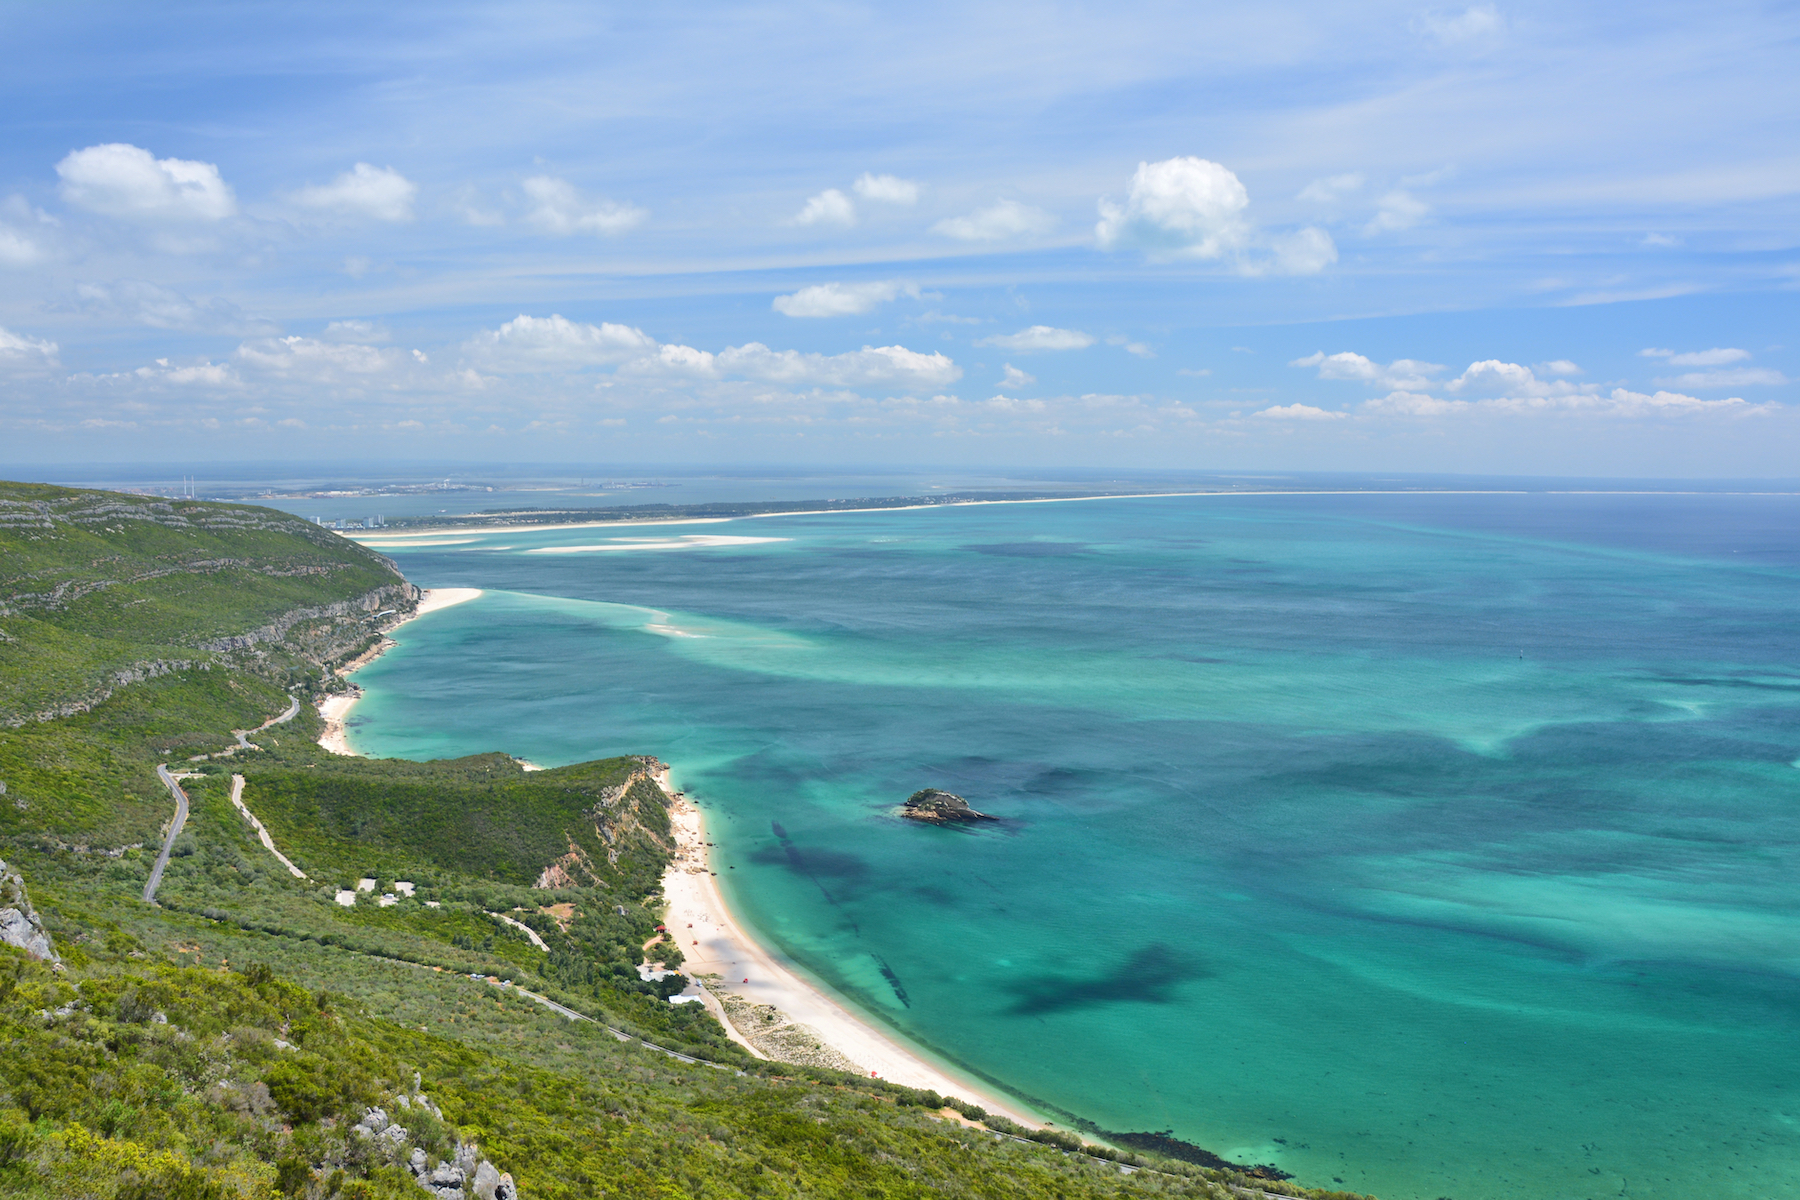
[656,769,1045,1129]
[315,587,483,755]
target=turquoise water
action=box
[346,494,1800,1200]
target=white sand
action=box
[315,588,484,755]
[656,771,1044,1128]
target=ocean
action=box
[339,492,1800,1200]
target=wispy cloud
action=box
[978,326,1095,352]
[772,280,916,317]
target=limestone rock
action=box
[899,789,995,824]
[0,859,57,962]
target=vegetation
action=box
[0,482,1376,1199]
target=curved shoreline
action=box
[656,771,1048,1130]
[316,587,483,755]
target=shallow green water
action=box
[347,493,1800,1199]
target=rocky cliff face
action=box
[0,858,58,962]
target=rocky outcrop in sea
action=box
[900,789,996,823]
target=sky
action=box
[1,1,1796,476]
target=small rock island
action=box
[900,788,997,823]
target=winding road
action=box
[144,694,303,904]
[143,764,190,904]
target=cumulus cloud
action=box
[772,280,916,317]
[522,176,645,235]
[932,199,1056,241]
[56,143,236,222]
[853,173,920,205]
[1539,360,1582,375]
[1291,350,1443,390]
[624,342,960,390]
[74,281,278,335]
[1096,157,1335,273]
[464,314,657,368]
[463,313,958,392]
[0,326,59,368]
[322,319,388,342]
[235,336,399,377]
[132,357,237,386]
[1364,190,1430,235]
[1096,157,1249,258]
[1255,403,1347,420]
[292,163,416,221]
[997,363,1036,390]
[978,325,1095,352]
[793,188,856,227]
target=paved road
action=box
[231,694,302,751]
[143,764,190,903]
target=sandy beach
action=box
[316,587,483,755]
[655,769,1045,1129]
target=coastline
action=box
[316,587,483,755]
[654,769,1047,1130]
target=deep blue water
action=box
[344,493,1800,1199]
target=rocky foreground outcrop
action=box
[900,789,996,823]
[354,1094,517,1200]
[0,859,58,962]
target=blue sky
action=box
[1,0,1796,475]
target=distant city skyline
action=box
[1,1,1795,475]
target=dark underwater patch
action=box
[1003,944,1203,1016]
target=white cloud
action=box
[56,143,236,222]
[1291,350,1443,390]
[933,199,1056,241]
[997,363,1035,390]
[1642,233,1682,247]
[465,314,657,368]
[522,176,645,235]
[293,163,416,221]
[1364,189,1430,234]
[1255,226,1338,275]
[133,357,236,386]
[1664,347,1750,366]
[853,173,920,205]
[1297,173,1365,203]
[1665,367,1788,388]
[773,280,915,317]
[1420,4,1503,43]
[1106,334,1155,358]
[1539,360,1582,375]
[235,336,398,377]
[0,326,59,368]
[978,325,1095,352]
[794,188,856,227]
[74,281,277,335]
[626,342,960,390]
[984,395,1046,414]
[1096,157,1249,258]
[1255,404,1346,420]
[1445,359,1584,397]
[1177,367,1212,377]
[1096,157,1334,274]
[0,197,55,266]
[1366,387,1766,418]
[323,319,388,342]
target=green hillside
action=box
[0,482,1370,1200]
